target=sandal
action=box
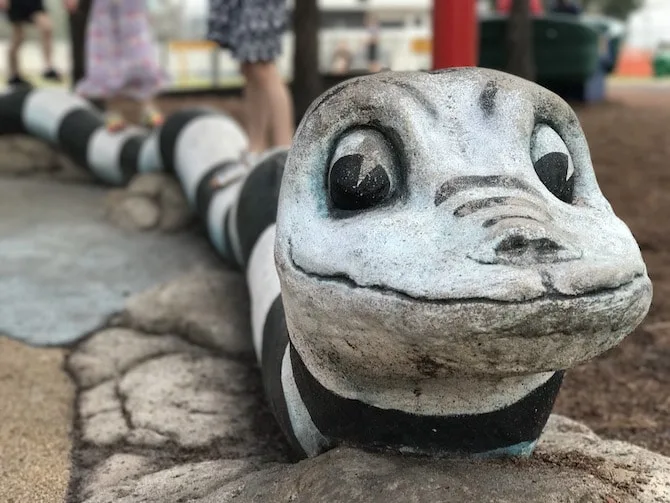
[142,108,164,129]
[105,112,127,133]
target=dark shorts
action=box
[208,0,287,63]
[7,0,45,23]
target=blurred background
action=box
[0,0,667,92]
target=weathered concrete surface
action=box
[0,335,74,503]
[0,178,219,345]
[121,268,253,354]
[104,174,193,233]
[66,270,670,503]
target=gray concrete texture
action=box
[0,178,219,346]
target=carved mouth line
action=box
[287,245,645,306]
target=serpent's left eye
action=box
[530,124,575,204]
[328,128,398,212]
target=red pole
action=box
[432,0,479,70]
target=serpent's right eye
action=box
[328,129,398,212]
[530,125,575,204]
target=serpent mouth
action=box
[287,244,647,306]
[282,241,652,378]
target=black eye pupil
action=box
[329,154,391,211]
[533,152,574,204]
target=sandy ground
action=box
[0,336,74,503]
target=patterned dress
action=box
[208,0,288,63]
[76,0,167,100]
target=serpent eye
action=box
[328,128,398,211]
[530,125,575,204]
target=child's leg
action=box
[32,11,60,79]
[8,24,25,81]
[103,97,128,132]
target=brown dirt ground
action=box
[157,85,670,457]
[554,86,670,457]
[0,336,74,503]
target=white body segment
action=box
[247,225,281,360]
[87,126,144,185]
[22,89,93,144]
[173,115,249,206]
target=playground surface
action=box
[0,81,669,501]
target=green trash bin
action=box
[653,45,670,77]
[479,14,602,101]
[479,14,600,83]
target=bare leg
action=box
[263,62,294,148]
[241,62,272,153]
[32,12,54,70]
[8,24,24,78]
[241,61,294,151]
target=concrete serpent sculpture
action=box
[0,68,652,459]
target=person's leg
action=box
[241,61,272,154]
[8,23,26,83]
[242,61,293,151]
[263,62,294,148]
[32,11,60,80]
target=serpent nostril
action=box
[495,235,563,258]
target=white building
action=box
[625,0,670,50]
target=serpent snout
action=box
[455,195,583,266]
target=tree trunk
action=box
[68,0,92,89]
[506,0,536,81]
[291,0,322,123]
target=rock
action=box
[118,353,265,453]
[0,136,58,175]
[80,454,156,500]
[104,194,161,231]
[127,173,165,198]
[53,152,94,183]
[69,321,286,459]
[0,136,91,182]
[67,327,203,388]
[121,269,253,354]
[81,459,259,503]
[125,428,170,447]
[104,173,192,233]
[81,410,129,446]
[158,179,192,231]
[198,417,670,503]
[80,380,119,419]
